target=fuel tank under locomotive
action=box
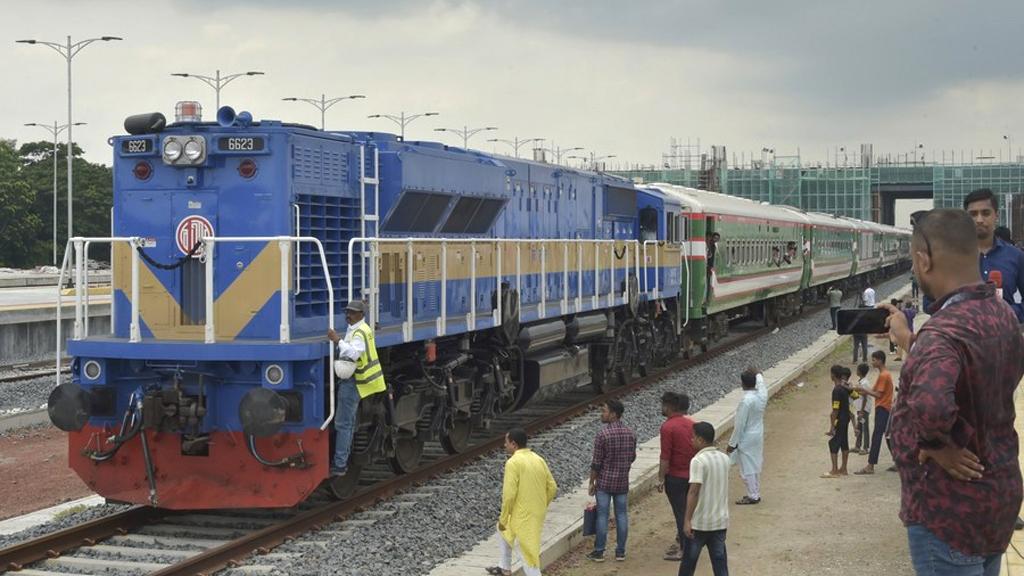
[517,312,608,403]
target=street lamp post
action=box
[282,94,366,130]
[569,153,616,171]
[17,35,122,243]
[1004,135,1013,163]
[25,121,86,265]
[170,69,265,111]
[553,146,584,165]
[434,125,498,148]
[367,111,439,140]
[487,137,545,158]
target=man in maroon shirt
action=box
[656,391,696,562]
[884,208,1024,576]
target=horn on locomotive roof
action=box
[124,112,166,135]
[217,106,253,128]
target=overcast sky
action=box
[4,1,1023,168]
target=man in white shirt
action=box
[727,370,767,504]
[681,422,731,576]
[861,284,876,308]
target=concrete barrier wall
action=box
[0,272,111,289]
[0,305,110,365]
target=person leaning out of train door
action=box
[327,300,386,476]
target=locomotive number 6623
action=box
[217,136,265,152]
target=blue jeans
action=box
[333,379,360,470]
[593,491,628,556]
[678,529,728,576]
[907,524,1001,576]
[868,407,890,466]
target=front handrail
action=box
[199,235,337,430]
[58,235,339,431]
[346,237,641,343]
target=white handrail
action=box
[196,235,336,430]
[345,237,640,341]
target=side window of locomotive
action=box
[639,207,658,241]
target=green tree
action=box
[17,140,112,265]
[0,140,43,268]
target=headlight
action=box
[83,360,102,380]
[163,139,182,162]
[264,364,284,386]
[184,138,204,161]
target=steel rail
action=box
[0,506,163,572]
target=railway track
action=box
[0,361,68,385]
[0,316,783,576]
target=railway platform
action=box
[430,291,912,576]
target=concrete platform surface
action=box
[428,302,895,575]
[0,495,104,536]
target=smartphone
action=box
[837,308,889,335]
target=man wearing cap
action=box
[327,300,386,476]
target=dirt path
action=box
[0,426,92,520]
[548,341,914,576]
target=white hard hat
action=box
[334,359,356,379]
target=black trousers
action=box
[829,306,840,329]
[869,407,891,465]
[852,334,869,362]
[665,475,691,549]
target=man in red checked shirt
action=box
[585,399,637,563]
[884,208,1024,576]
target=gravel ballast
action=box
[256,275,912,576]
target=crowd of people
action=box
[481,188,1024,576]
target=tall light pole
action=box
[1004,135,1013,163]
[367,111,439,140]
[552,146,584,165]
[282,94,366,130]
[17,35,122,242]
[569,153,616,171]
[25,121,86,265]
[487,137,545,158]
[434,125,498,148]
[170,69,264,111]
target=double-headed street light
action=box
[17,35,122,242]
[170,69,265,111]
[552,146,584,165]
[25,121,86,265]
[282,94,366,130]
[568,153,616,171]
[487,137,544,158]
[367,111,439,140]
[434,125,498,149]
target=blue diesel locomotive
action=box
[48,105,908,509]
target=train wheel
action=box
[441,417,472,454]
[326,464,363,499]
[613,327,637,387]
[389,437,425,474]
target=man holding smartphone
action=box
[885,209,1023,575]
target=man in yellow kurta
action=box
[490,428,558,576]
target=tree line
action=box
[0,139,113,268]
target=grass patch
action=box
[52,504,89,521]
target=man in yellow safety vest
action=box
[327,300,386,476]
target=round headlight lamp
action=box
[264,364,284,386]
[83,360,102,380]
[163,139,182,161]
[184,138,204,162]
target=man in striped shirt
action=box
[681,422,731,576]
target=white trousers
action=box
[498,534,542,576]
[741,472,761,500]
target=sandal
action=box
[736,496,761,505]
[485,567,510,576]
[820,472,840,479]
[854,468,874,475]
